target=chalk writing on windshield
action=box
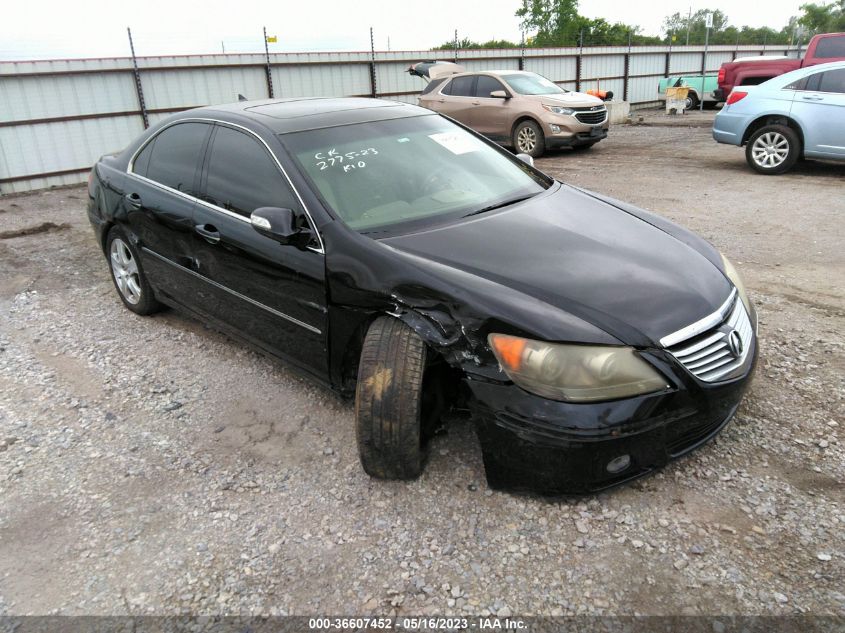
[314,147,379,173]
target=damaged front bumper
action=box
[465,345,757,495]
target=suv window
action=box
[447,75,475,97]
[475,75,505,98]
[815,36,845,59]
[818,68,845,94]
[202,125,298,217]
[422,78,447,95]
[142,122,209,195]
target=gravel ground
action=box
[0,110,842,617]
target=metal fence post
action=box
[126,27,149,129]
[519,32,525,71]
[576,29,583,92]
[623,32,631,102]
[369,27,377,98]
[263,26,275,98]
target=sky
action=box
[0,0,807,60]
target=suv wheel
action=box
[513,120,545,158]
[745,124,800,175]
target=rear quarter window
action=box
[421,78,447,95]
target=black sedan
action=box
[87,97,757,494]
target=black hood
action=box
[382,184,732,347]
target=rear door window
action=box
[448,75,476,97]
[818,69,845,94]
[143,122,210,195]
[475,75,505,98]
[202,125,299,217]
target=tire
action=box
[512,120,545,158]
[106,226,161,315]
[685,93,699,110]
[355,316,427,480]
[745,124,801,175]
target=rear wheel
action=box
[745,124,800,175]
[355,317,428,480]
[513,120,545,158]
[106,226,161,315]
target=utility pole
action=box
[685,7,692,46]
[454,29,458,63]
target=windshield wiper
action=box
[462,194,535,218]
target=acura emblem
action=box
[727,330,743,358]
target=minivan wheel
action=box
[746,124,800,175]
[355,316,427,480]
[106,226,161,315]
[513,120,545,158]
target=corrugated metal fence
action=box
[0,43,799,194]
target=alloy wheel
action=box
[110,237,142,305]
[751,132,789,169]
[517,127,537,153]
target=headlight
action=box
[542,104,575,115]
[488,334,669,402]
[720,252,752,316]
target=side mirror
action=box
[490,90,510,99]
[515,153,534,167]
[250,207,302,245]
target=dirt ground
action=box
[0,109,842,618]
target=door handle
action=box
[471,100,481,105]
[125,193,142,210]
[801,95,824,101]
[437,98,445,103]
[195,223,221,244]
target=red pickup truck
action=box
[714,32,845,101]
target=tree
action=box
[432,37,519,50]
[798,0,845,33]
[515,0,658,46]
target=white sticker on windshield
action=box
[428,132,482,155]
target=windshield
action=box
[281,115,550,235]
[501,73,566,95]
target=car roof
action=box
[184,97,434,134]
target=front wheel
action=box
[745,124,800,175]
[355,317,428,480]
[513,120,545,158]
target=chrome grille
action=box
[663,293,754,383]
[574,109,607,125]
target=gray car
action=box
[713,60,845,174]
